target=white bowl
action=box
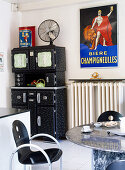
[94,122,102,128]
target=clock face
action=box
[38,19,60,43]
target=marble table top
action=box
[66,124,125,153]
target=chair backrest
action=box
[106,160,125,170]
[97,111,123,122]
[12,120,30,163]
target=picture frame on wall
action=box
[80,4,118,68]
[0,52,4,72]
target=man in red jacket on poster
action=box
[91,6,113,50]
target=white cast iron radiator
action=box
[71,81,124,128]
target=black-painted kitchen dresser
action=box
[11,45,67,138]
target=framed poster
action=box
[0,53,4,72]
[80,4,118,68]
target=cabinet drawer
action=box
[37,107,55,136]
[11,90,27,106]
[37,91,55,106]
[28,98,36,107]
[28,91,36,98]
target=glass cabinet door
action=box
[14,53,27,68]
[35,50,55,70]
[38,52,52,67]
[12,50,29,71]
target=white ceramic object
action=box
[81,125,93,133]
[120,117,125,131]
[81,128,93,133]
[94,122,102,128]
[83,125,90,131]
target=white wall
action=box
[0,0,21,107]
[18,0,125,128]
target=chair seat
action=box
[19,148,62,164]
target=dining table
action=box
[66,122,125,170]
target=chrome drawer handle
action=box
[28,99,34,102]
[26,58,28,63]
[37,93,40,103]
[46,77,49,83]
[29,93,34,95]
[37,116,41,126]
[23,93,26,103]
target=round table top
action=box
[66,123,125,153]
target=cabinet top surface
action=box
[11,86,66,90]
[69,79,125,82]
[12,45,65,51]
[0,108,29,119]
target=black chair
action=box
[97,111,123,122]
[106,160,125,170]
[10,120,63,170]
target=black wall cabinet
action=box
[11,45,67,138]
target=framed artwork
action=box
[80,4,118,68]
[0,53,4,72]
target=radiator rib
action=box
[82,83,86,124]
[71,83,75,128]
[86,83,89,124]
[74,83,78,126]
[106,83,109,111]
[98,82,101,118]
[114,82,117,111]
[78,83,82,125]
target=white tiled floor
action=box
[32,140,92,170]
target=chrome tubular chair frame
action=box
[30,133,62,170]
[10,143,52,170]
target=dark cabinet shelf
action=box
[15,72,65,87]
